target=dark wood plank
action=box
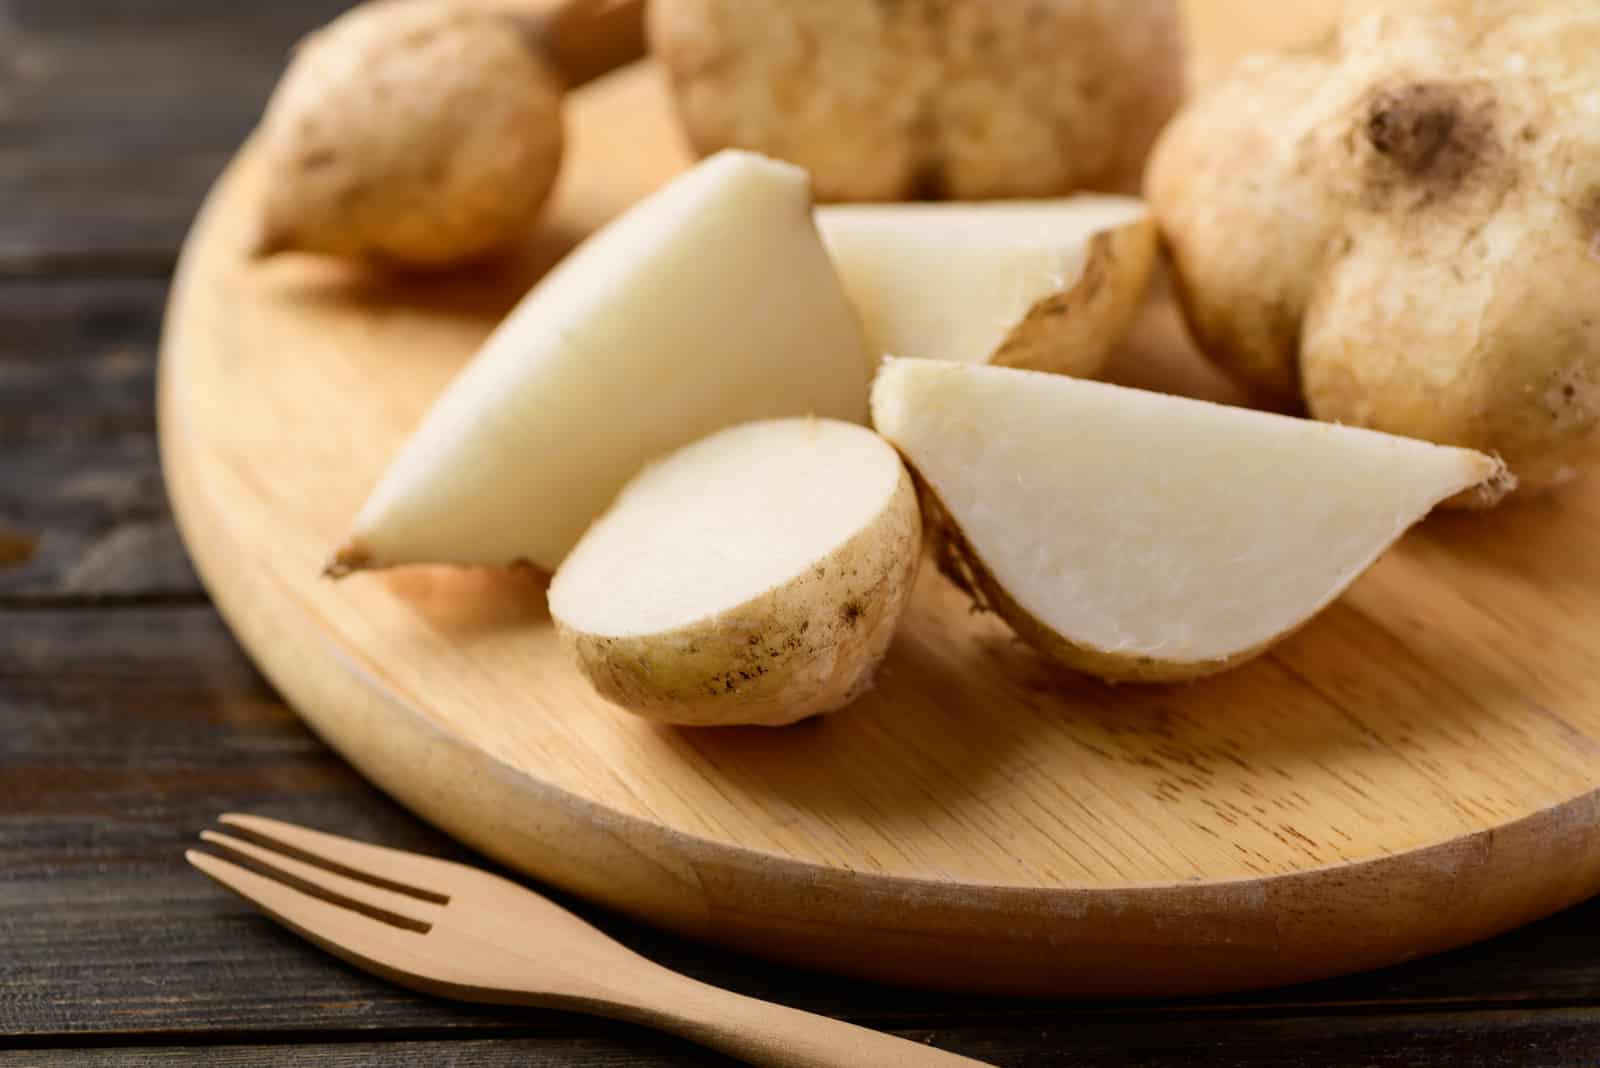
[4,604,1600,1055]
[6,1011,1600,1068]
[0,0,352,272]
[0,1038,737,1067]
[0,278,201,600]
[0,605,545,1038]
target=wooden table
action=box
[3,3,1599,1064]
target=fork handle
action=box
[609,971,994,1068]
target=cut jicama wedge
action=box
[330,150,871,576]
[817,196,1154,376]
[550,418,921,727]
[870,359,1510,681]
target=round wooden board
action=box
[160,50,1600,998]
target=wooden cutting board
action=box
[158,8,1600,998]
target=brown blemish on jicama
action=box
[1582,188,1600,258]
[1362,81,1506,207]
[324,541,371,579]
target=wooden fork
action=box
[188,814,993,1067]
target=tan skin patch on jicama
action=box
[1583,189,1600,261]
[1163,235,1304,400]
[298,147,339,172]
[989,224,1141,378]
[1017,236,1110,326]
[692,622,815,697]
[907,467,992,614]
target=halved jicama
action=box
[816,196,1155,376]
[330,150,871,576]
[550,418,920,727]
[871,359,1510,682]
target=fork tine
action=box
[200,831,438,931]
[186,849,431,981]
[218,813,455,901]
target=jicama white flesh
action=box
[330,150,871,576]
[816,196,1154,376]
[870,359,1510,681]
[550,418,920,726]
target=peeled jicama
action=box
[331,150,871,576]
[871,358,1509,681]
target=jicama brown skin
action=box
[550,419,921,727]
[254,0,565,267]
[651,0,1184,202]
[1148,0,1600,497]
[817,196,1156,377]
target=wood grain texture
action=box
[0,279,201,601]
[0,1040,745,1066]
[0,0,353,273]
[159,29,1600,998]
[9,1009,1600,1068]
[4,606,1599,1063]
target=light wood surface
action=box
[159,3,1600,996]
[1183,0,1339,86]
[190,814,990,1067]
